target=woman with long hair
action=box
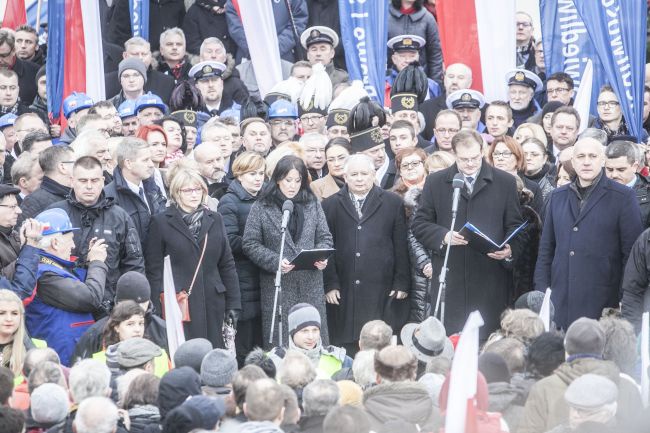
[137,124,170,197]
[243,155,333,347]
[0,289,27,377]
[310,138,351,201]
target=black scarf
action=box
[525,163,551,182]
[273,191,304,241]
[331,175,345,188]
[179,206,205,241]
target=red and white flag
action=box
[2,0,27,29]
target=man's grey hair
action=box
[600,317,638,377]
[299,133,328,148]
[278,351,316,390]
[27,361,66,394]
[71,130,106,159]
[359,320,393,351]
[31,383,69,424]
[344,154,375,173]
[37,232,62,250]
[116,137,149,168]
[578,128,608,146]
[160,27,186,47]
[74,396,119,433]
[201,120,230,141]
[302,379,340,416]
[11,153,38,186]
[605,140,640,165]
[200,37,225,56]
[124,36,150,52]
[69,359,111,403]
[24,348,60,378]
[352,350,378,389]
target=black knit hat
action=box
[115,271,151,303]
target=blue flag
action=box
[338,0,388,105]
[541,0,647,140]
[46,0,65,121]
[129,0,150,40]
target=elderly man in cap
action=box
[300,26,348,89]
[135,92,167,126]
[519,318,642,433]
[268,99,299,147]
[386,35,440,104]
[268,303,352,379]
[116,337,165,376]
[506,69,543,129]
[109,57,148,109]
[118,100,139,137]
[73,271,168,362]
[59,92,94,145]
[191,61,232,117]
[24,208,108,366]
[447,89,487,133]
[401,317,454,368]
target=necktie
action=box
[354,198,364,218]
[139,187,151,213]
[466,176,475,194]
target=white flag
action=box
[445,311,484,433]
[163,256,185,363]
[540,288,552,332]
[574,59,593,134]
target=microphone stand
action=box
[270,225,288,346]
[434,207,458,325]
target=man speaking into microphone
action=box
[412,129,523,336]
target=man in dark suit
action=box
[0,30,39,106]
[535,137,643,329]
[322,154,410,352]
[413,129,523,336]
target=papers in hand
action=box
[290,248,335,270]
[458,221,528,254]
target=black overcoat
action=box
[145,206,241,348]
[322,186,410,344]
[412,162,523,336]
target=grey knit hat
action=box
[116,337,161,368]
[200,349,237,387]
[174,338,213,373]
[288,303,321,337]
[564,373,618,410]
[119,57,147,84]
[564,318,605,356]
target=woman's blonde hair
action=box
[424,151,455,173]
[168,165,208,206]
[232,151,266,179]
[513,123,548,147]
[0,289,26,376]
[265,142,304,179]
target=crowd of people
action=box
[1,0,650,432]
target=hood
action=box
[554,358,621,386]
[222,53,236,80]
[237,421,284,433]
[487,382,524,412]
[363,381,436,426]
[226,179,257,202]
[403,187,422,210]
[158,366,202,418]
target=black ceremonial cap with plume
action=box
[390,62,429,111]
[347,97,386,152]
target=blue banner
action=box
[338,0,388,105]
[541,0,647,140]
[46,0,65,121]
[129,0,150,40]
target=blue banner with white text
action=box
[129,0,150,40]
[338,0,388,105]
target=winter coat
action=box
[237,422,284,433]
[25,251,107,366]
[12,58,39,105]
[487,382,525,433]
[222,55,250,108]
[622,228,650,332]
[513,205,542,300]
[412,162,523,336]
[534,173,643,329]
[310,174,341,202]
[403,187,432,322]
[419,93,447,141]
[155,54,194,83]
[128,405,161,433]
[145,206,241,348]
[0,226,40,300]
[242,197,333,348]
[388,6,443,83]
[104,167,167,246]
[217,179,261,321]
[363,381,440,432]
[518,357,643,433]
[322,186,409,344]
[298,415,326,433]
[107,0,186,52]
[225,0,308,63]
[633,173,650,228]
[58,127,76,145]
[48,192,145,303]
[18,177,71,226]
[306,0,346,69]
[29,95,49,126]
[105,68,176,106]
[183,1,235,55]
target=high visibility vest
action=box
[317,353,343,378]
[92,347,171,378]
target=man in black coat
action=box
[183,0,235,55]
[412,129,523,336]
[104,137,166,246]
[322,154,410,350]
[48,156,145,313]
[0,30,39,106]
[18,146,74,226]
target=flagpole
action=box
[36,0,43,30]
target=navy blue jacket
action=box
[534,172,643,329]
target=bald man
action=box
[534,138,643,329]
[421,63,473,140]
[193,142,228,199]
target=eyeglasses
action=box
[457,156,482,165]
[493,151,513,159]
[516,22,532,28]
[270,120,295,127]
[0,204,19,211]
[547,88,570,95]
[597,101,620,108]
[435,128,459,136]
[179,187,203,195]
[400,160,423,170]
[301,115,324,124]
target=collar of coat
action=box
[446,161,494,197]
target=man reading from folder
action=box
[413,129,523,336]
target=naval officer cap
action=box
[446,89,486,110]
[387,35,426,52]
[506,69,544,93]
[300,26,339,50]
[189,61,227,81]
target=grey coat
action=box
[242,198,333,348]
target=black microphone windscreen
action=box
[282,200,294,213]
[452,173,465,189]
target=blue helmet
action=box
[135,92,167,115]
[63,92,94,119]
[0,113,17,130]
[36,209,80,236]
[118,100,137,119]
[268,99,298,119]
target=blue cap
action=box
[36,208,80,236]
[118,100,137,119]
[220,106,241,123]
[0,113,17,130]
[63,92,94,119]
[135,92,167,115]
[268,99,298,119]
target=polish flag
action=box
[2,0,27,29]
[437,0,517,102]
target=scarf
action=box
[331,175,345,188]
[403,176,426,190]
[0,99,20,115]
[526,162,551,182]
[272,191,304,241]
[288,337,323,367]
[180,206,205,241]
[170,60,186,81]
[163,149,185,168]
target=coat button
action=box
[573,227,578,232]
[355,280,360,285]
[356,252,360,257]
[569,251,575,256]
[358,226,362,230]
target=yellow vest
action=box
[92,348,171,378]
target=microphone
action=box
[281,200,294,230]
[451,173,464,216]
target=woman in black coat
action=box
[145,168,241,348]
[216,151,265,364]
